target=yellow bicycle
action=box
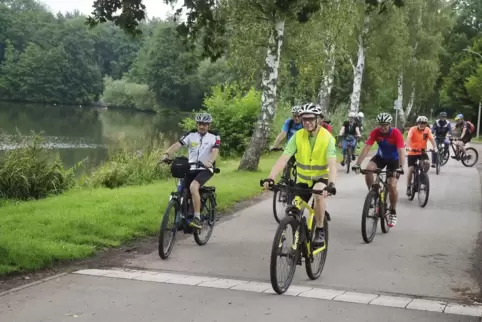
[261,180,334,294]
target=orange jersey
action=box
[407,126,433,155]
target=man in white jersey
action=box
[161,113,220,229]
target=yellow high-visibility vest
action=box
[295,127,330,185]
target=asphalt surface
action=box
[1,145,481,321]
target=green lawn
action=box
[0,154,283,276]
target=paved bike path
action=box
[125,157,481,300]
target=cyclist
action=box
[262,103,337,248]
[271,105,303,149]
[405,116,436,196]
[339,112,361,166]
[356,111,364,131]
[161,112,220,229]
[452,114,472,158]
[431,112,452,167]
[318,113,333,133]
[352,112,405,227]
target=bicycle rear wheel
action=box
[158,199,180,259]
[194,194,216,245]
[361,190,378,243]
[461,147,479,167]
[417,171,430,208]
[305,213,329,280]
[269,215,300,294]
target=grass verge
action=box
[0,154,283,276]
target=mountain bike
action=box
[355,167,403,243]
[261,179,335,294]
[434,138,450,168]
[271,147,297,223]
[158,157,220,259]
[339,135,361,174]
[447,138,479,167]
[407,149,433,208]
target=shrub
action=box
[0,133,77,200]
[87,134,171,188]
[100,76,159,111]
[180,83,260,157]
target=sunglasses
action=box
[197,122,209,126]
[301,117,317,123]
[378,123,390,127]
[418,122,428,125]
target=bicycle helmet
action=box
[376,112,392,124]
[439,112,447,117]
[455,113,464,120]
[416,116,428,123]
[195,112,213,123]
[348,112,356,118]
[357,111,364,118]
[299,103,323,116]
[291,105,301,114]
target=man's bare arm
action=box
[327,157,337,185]
[164,142,182,156]
[356,144,372,165]
[272,131,287,148]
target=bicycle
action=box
[434,138,450,168]
[158,157,220,259]
[406,149,433,208]
[447,138,479,167]
[339,135,361,174]
[260,179,335,294]
[271,147,297,223]
[354,167,403,243]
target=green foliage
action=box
[0,132,77,200]
[87,138,170,189]
[100,76,159,111]
[465,63,482,103]
[180,83,261,157]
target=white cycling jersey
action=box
[179,130,221,171]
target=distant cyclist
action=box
[353,112,405,228]
[452,114,472,158]
[339,112,361,166]
[405,116,436,196]
[271,105,303,150]
[356,111,364,131]
[431,112,452,167]
[161,112,220,229]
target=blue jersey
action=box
[432,119,452,137]
[282,118,303,141]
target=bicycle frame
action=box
[290,195,326,258]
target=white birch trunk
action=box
[395,72,406,127]
[349,16,369,114]
[406,81,416,117]
[318,43,336,114]
[239,20,285,170]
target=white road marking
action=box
[73,268,482,317]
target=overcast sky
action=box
[39,0,182,19]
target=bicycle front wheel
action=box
[305,214,329,280]
[158,199,180,259]
[435,153,440,175]
[361,190,378,243]
[272,188,287,224]
[417,172,430,208]
[346,147,352,173]
[269,216,300,294]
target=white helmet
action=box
[195,112,213,123]
[299,103,323,116]
[291,105,301,114]
[376,112,392,124]
[348,112,356,118]
[357,112,364,118]
[416,116,428,123]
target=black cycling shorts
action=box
[183,170,213,191]
[369,155,400,178]
[295,179,328,203]
[407,153,429,167]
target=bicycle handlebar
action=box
[259,179,336,196]
[405,148,435,153]
[161,159,221,174]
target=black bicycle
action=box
[434,138,450,169]
[407,149,432,208]
[261,180,335,294]
[447,138,479,167]
[354,167,403,243]
[339,135,361,174]
[158,157,220,259]
[271,147,297,223]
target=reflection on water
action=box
[0,102,189,169]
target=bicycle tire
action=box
[435,152,440,175]
[305,214,329,280]
[440,149,450,166]
[346,147,351,174]
[408,172,416,201]
[417,171,430,208]
[461,147,479,167]
[194,194,216,245]
[269,215,300,294]
[380,185,391,234]
[361,190,378,243]
[158,199,180,259]
[272,188,285,223]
